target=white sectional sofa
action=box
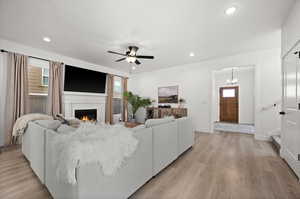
[177,117,194,155]
[45,126,153,199]
[22,117,194,199]
[22,122,47,184]
[151,119,179,175]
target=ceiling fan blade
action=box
[135,59,141,65]
[115,57,126,62]
[107,51,126,56]
[136,55,154,59]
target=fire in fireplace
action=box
[75,109,97,121]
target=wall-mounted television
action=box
[64,65,107,93]
[158,86,179,103]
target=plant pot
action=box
[130,118,136,123]
[130,114,136,123]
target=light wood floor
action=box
[0,146,51,199]
[1,132,300,199]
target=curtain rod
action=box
[1,49,128,78]
[0,49,64,64]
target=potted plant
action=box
[123,91,152,122]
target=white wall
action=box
[282,0,300,57]
[128,48,282,140]
[212,67,254,125]
[0,38,129,77]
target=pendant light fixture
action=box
[226,68,238,85]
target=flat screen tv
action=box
[158,86,179,103]
[64,65,107,93]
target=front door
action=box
[281,46,300,178]
[219,86,239,123]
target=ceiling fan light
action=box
[126,56,137,63]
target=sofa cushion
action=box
[145,116,175,128]
[57,124,76,134]
[35,120,61,130]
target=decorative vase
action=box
[130,114,136,123]
[131,118,136,123]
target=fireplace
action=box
[75,109,97,121]
[64,92,106,123]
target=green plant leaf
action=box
[123,91,152,115]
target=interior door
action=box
[281,47,300,178]
[219,86,239,123]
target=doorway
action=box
[211,66,255,134]
[219,86,239,123]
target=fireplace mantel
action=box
[64,91,107,97]
[63,92,106,123]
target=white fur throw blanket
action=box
[13,113,53,136]
[52,123,139,184]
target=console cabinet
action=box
[146,107,187,119]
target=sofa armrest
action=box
[22,122,47,184]
[177,117,194,155]
[152,121,178,176]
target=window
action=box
[113,77,122,98]
[113,98,122,114]
[222,89,235,98]
[113,76,123,122]
[42,68,49,87]
[27,58,50,114]
[28,58,49,95]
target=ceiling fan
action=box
[107,46,154,65]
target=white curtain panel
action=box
[0,52,8,147]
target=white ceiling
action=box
[0,0,294,73]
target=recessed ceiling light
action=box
[132,66,136,70]
[189,52,195,57]
[225,6,237,16]
[43,37,51,42]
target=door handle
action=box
[279,111,286,115]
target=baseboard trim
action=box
[280,146,300,180]
[254,134,271,141]
[0,144,21,153]
[195,131,213,134]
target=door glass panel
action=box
[222,89,235,98]
[284,52,297,109]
